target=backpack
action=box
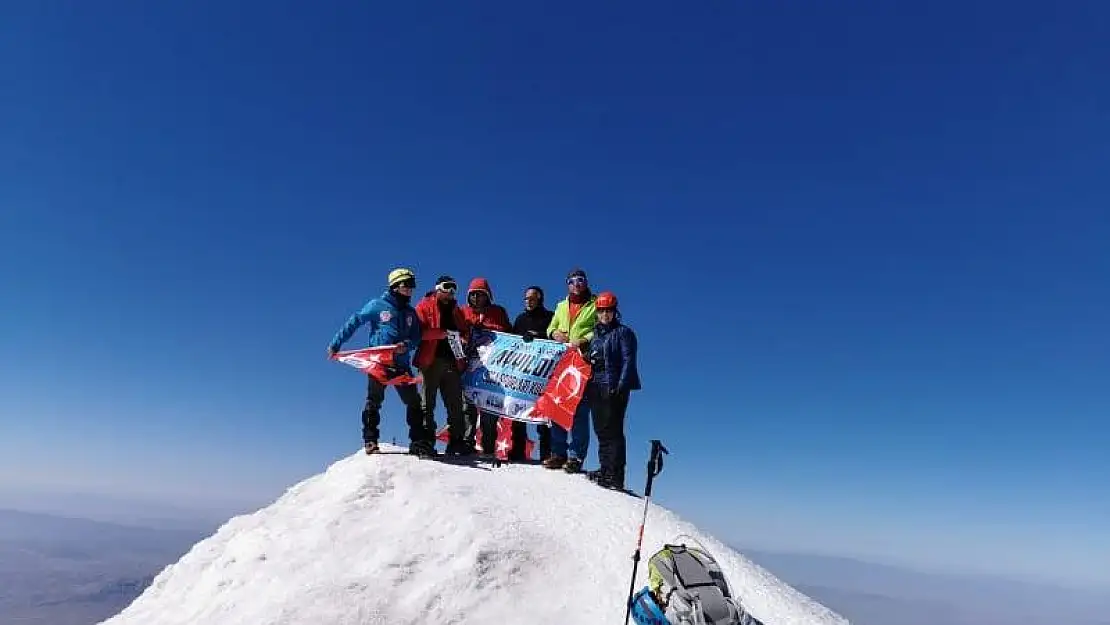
[638,541,763,625]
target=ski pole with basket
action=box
[624,439,668,625]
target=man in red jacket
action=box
[460,277,515,456]
[413,275,472,455]
[460,277,512,331]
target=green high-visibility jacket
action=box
[546,294,598,344]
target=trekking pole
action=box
[624,439,668,625]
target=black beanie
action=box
[435,275,456,285]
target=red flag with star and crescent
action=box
[331,346,422,386]
[434,421,535,461]
[532,347,592,431]
[492,417,536,461]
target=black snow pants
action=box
[588,385,630,485]
[362,375,431,445]
[421,356,467,448]
[536,423,551,461]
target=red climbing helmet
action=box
[596,291,618,309]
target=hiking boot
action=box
[364,441,379,455]
[450,440,476,456]
[600,481,626,492]
[542,455,566,470]
[563,458,583,474]
[445,440,469,456]
[596,473,625,491]
[409,440,437,458]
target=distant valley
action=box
[0,508,210,625]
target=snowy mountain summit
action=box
[100,444,848,625]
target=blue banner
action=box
[461,329,569,423]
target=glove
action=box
[522,332,534,343]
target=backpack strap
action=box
[666,544,718,591]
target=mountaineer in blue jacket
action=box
[327,268,434,457]
[583,291,641,490]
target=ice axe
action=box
[624,439,668,625]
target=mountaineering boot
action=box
[542,455,566,470]
[364,441,379,455]
[585,467,623,490]
[409,440,437,458]
[563,458,583,474]
[596,472,625,491]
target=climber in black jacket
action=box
[511,285,556,461]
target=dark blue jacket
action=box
[328,290,422,370]
[586,319,642,395]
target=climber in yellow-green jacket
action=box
[543,268,598,473]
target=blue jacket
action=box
[586,319,642,395]
[328,290,422,370]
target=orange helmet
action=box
[596,291,618,309]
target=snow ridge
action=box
[100,444,848,625]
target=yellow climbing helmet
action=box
[387,267,416,287]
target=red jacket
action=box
[461,277,512,332]
[413,293,470,370]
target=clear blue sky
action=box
[2,0,1108,588]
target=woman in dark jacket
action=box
[584,291,641,490]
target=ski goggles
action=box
[567,275,587,286]
[435,281,457,293]
[394,278,416,289]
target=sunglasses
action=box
[436,281,457,293]
[597,307,616,313]
[395,278,416,289]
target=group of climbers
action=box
[326,267,641,490]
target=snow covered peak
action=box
[100,445,848,625]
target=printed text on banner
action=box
[461,329,586,426]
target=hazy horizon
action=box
[2,496,1107,625]
[3,483,1107,595]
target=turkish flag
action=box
[332,346,422,386]
[533,348,592,430]
[438,419,534,460]
[493,417,536,461]
[494,418,512,461]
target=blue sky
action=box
[2,0,1108,587]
